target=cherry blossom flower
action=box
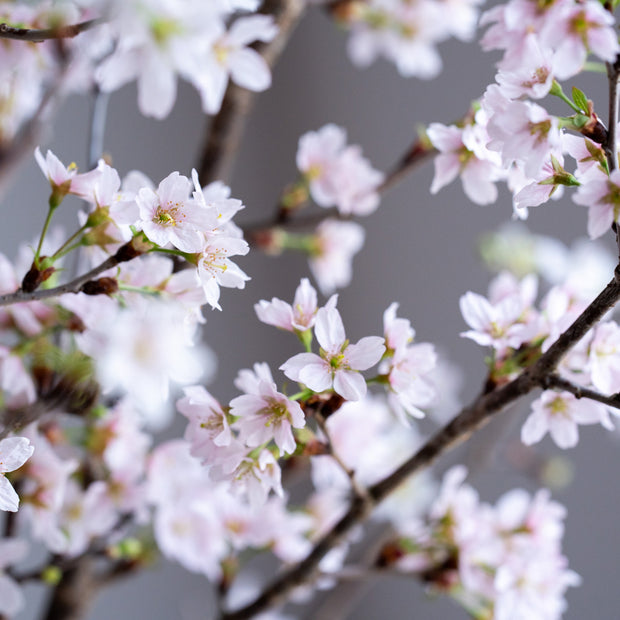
[588,322,620,394]
[280,306,385,401]
[254,277,337,334]
[34,147,79,203]
[485,97,562,178]
[230,364,305,456]
[495,34,555,100]
[459,273,539,353]
[136,171,213,252]
[572,167,620,239]
[309,219,365,294]
[0,538,28,616]
[544,0,619,80]
[296,124,383,215]
[0,437,34,512]
[196,235,250,310]
[521,391,613,449]
[427,114,503,205]
[199,15,278,114]
[177,386,233,464]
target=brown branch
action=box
[43,557,100,620]
[0,18,103,42]
[543,373,620,411]
[220,266,620,620]
[243,140,436,246]
[0,255,119,307]
[197,0,306,186]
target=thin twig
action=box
[243,140,436,243]
[543,373,620,411]
[197,0,306,185]
[220,266,620,620]
[0,255,118,307]
[606,55,620,255]
[0,18,103,42]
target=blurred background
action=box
[4,5,619,619]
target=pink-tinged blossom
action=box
[281,306,385,401]
[495,34,555,100]
[0,538,28,616]
[309,219,365,294]
[0,347,36,410]
[296,124,383,215]
[77,298,208,428]
[345,1,449,79]
[196,235,250,310]
[199,15,278,114]
[564,134,607,177]
[521,391,613,449]
[230,364,305,456]
[0,253,55,337]
[95,3,223,119]
[543,0,619,80]
[50,480,118,557]
[383,302,415,353]
[427,115,503,205]
[228,449,284,506]
[512,156,571,212]
[34,147,78,198]
[459,273,539,353]
[255,278,336,333]
[390,467,578,619]
[486,97,562,178]
[381,303,437,422]
[18,428,78,550]
[71,159,140,226]
[0,437,34,512]
[177,386,233,464]
[297,124,346,207]
[191,169,245,236]
[136,171,214,252]
[588,322,620,394]
[572,167,620,239]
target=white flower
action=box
[280,306,385,401]
[0,437,34,512]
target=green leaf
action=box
[572,87,589,114]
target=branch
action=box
[197,0,306,186]
[43,557,99,620]
[0,18,103,42]
[543,373,620,411]
[220,266,620,620]
[243,139,436,243]
[0,255,118,307]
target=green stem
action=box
[34,202,58,264]
[549,80,581,113]
[150,247,192,261]
[583,61,608,73]
[51,223,89,260]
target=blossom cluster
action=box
[385,466,579,620]
[426,0,620,240]
[0,0,277,136]
[323,0,483,79]
[460,244,620,448]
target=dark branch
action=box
[220,267,620,620]
[0,255,119,308]
[0,18,103,42]
[543,373,620,411]
[197,0,306,186]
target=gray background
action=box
[6,6,619,619]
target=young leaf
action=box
[572,87,589,114]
